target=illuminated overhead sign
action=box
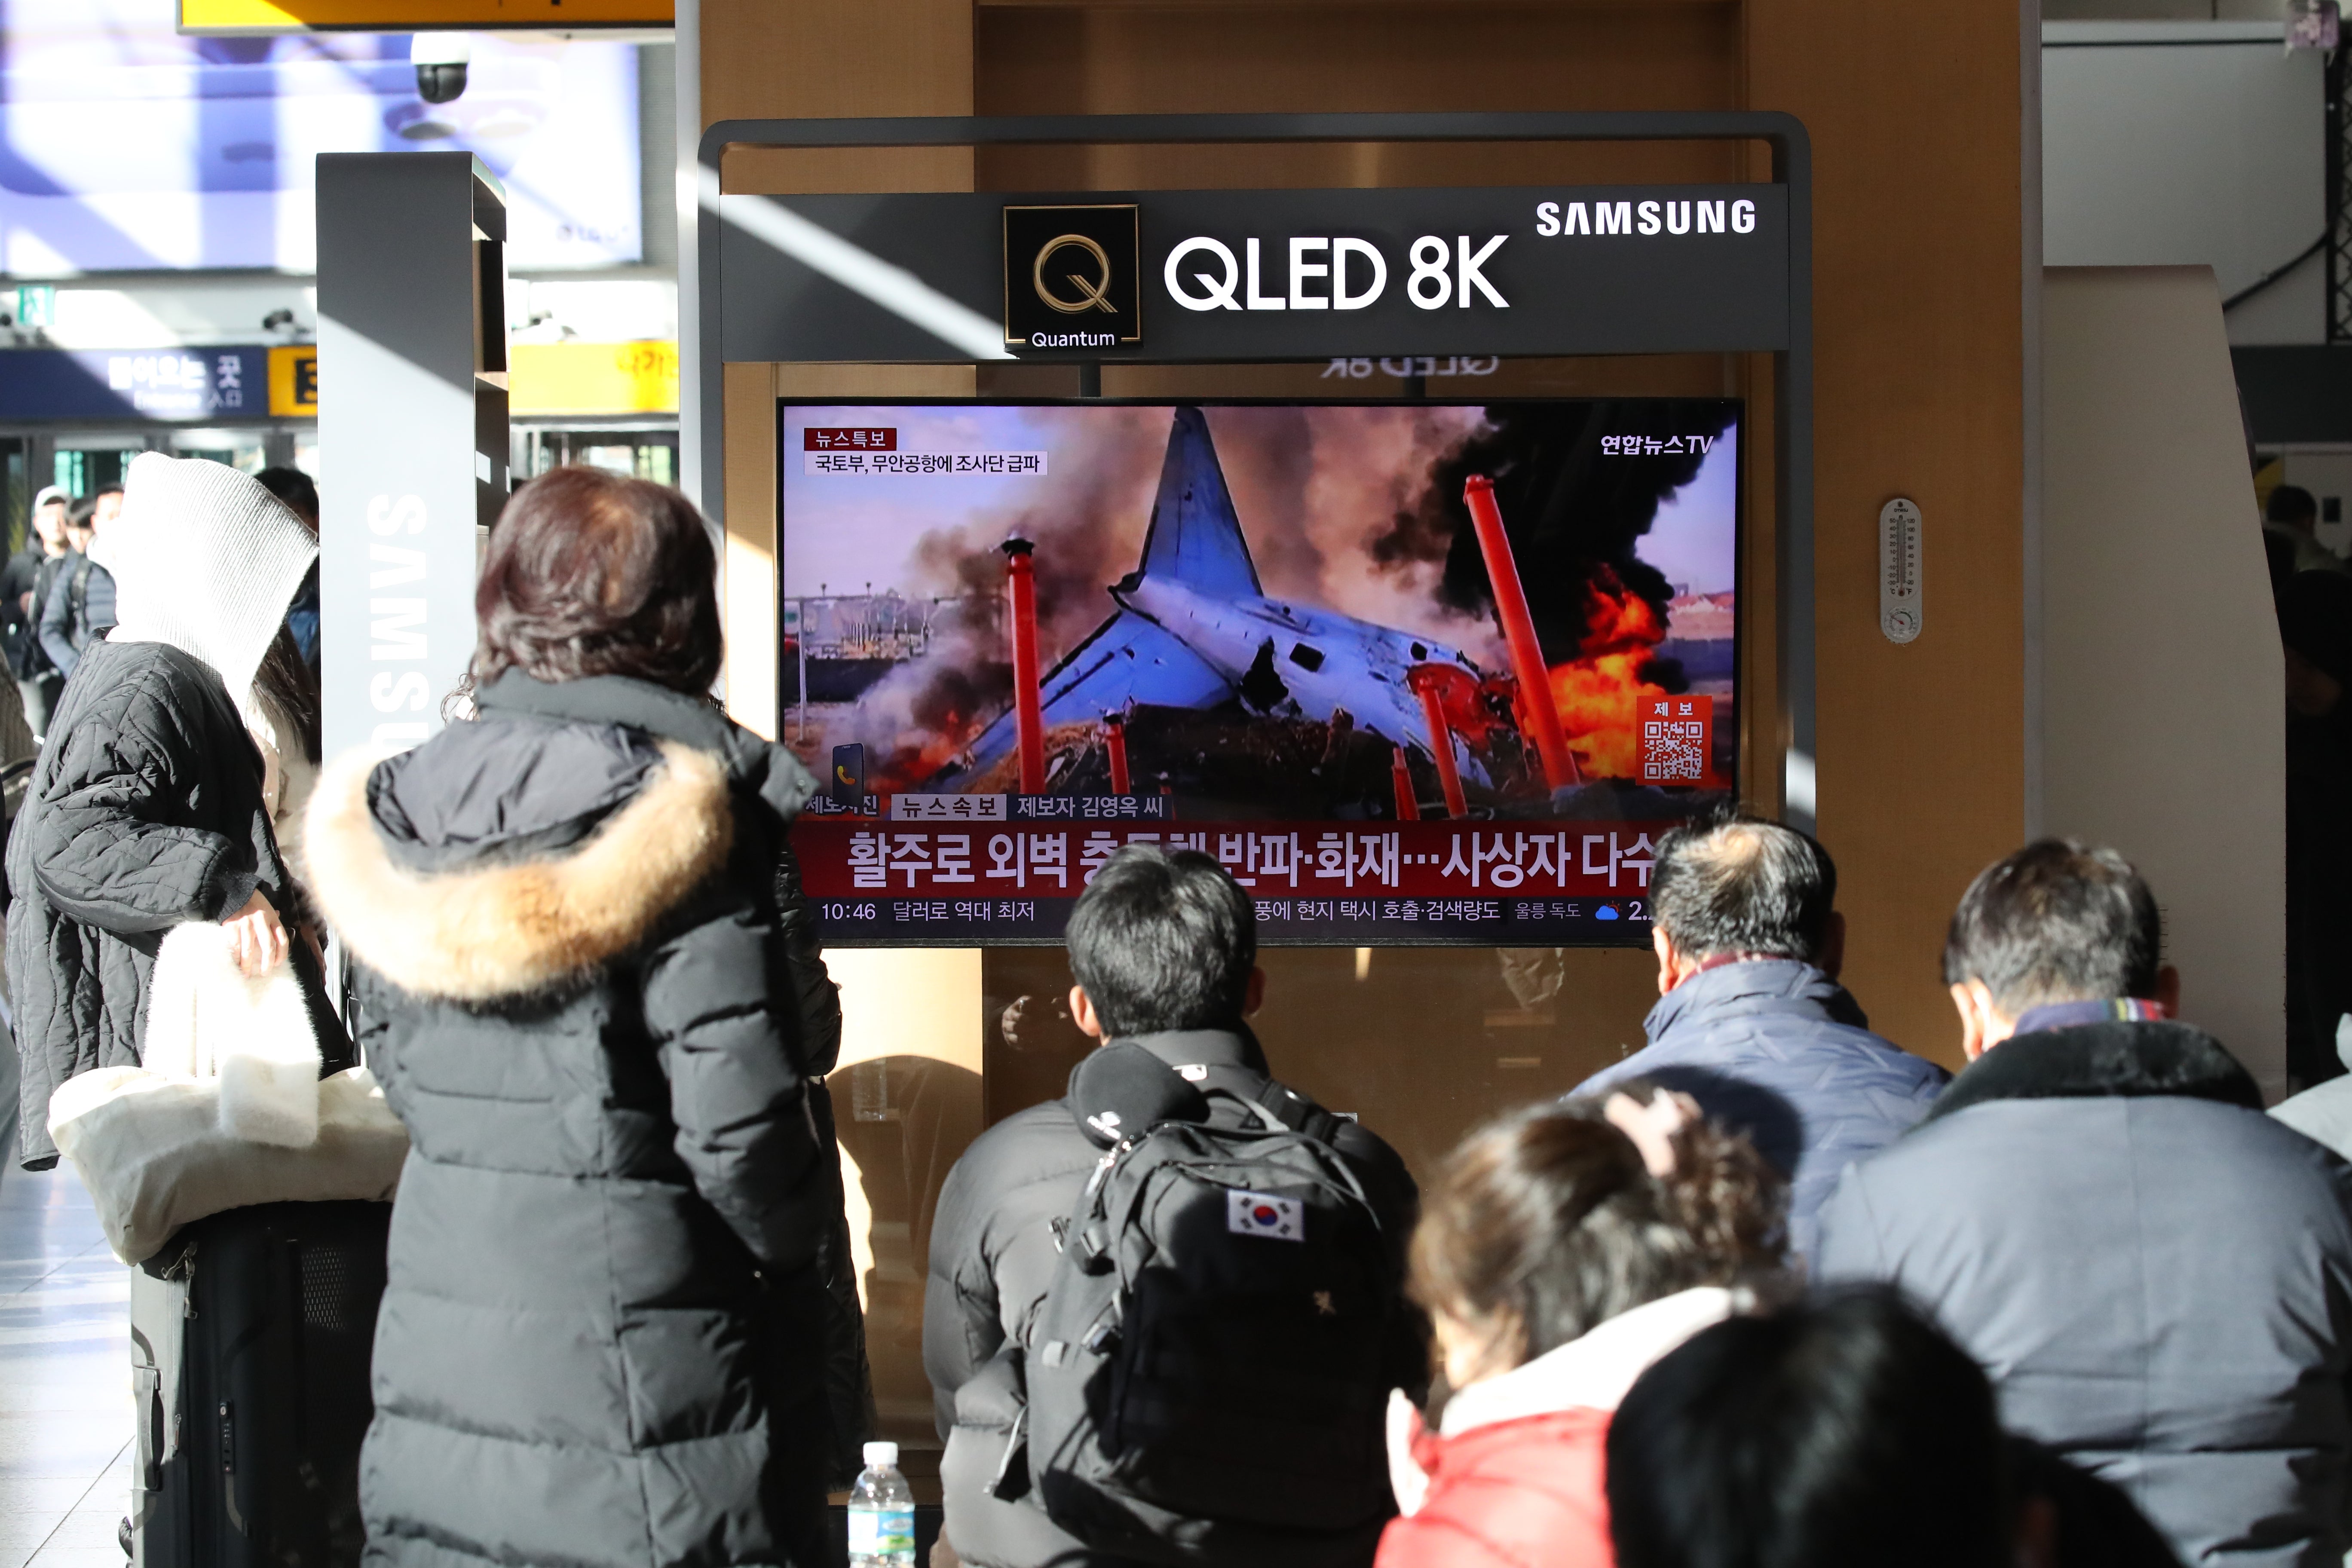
[270,346,319,417]
[718,184,1790,364]
[180,0,670,31]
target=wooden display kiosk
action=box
[684,0,2032,1467]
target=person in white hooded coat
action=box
[5,453,349,1169]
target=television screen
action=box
[0,3,640,273]
[782,399,1740,945]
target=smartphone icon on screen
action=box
[831,744,866,812]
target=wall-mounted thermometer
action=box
[1879,497,1922,644]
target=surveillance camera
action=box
[416,64,466,103]
[410,34,471,105]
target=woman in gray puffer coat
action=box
[303,467,844,1568]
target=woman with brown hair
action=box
[304,467,841,1568]
[1375,1092,1785,1568]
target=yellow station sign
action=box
[269,345,319,418]
[181,0,670,32]
[263,341,677,419]
[509,340,679,416]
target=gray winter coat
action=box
[1571,958,1946,1259]
[6,637,346,1168]
[1818,1020,2352,1568]
[303,671,840,1568]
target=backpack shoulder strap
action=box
[1251,1078,1350,1146]
[1188,1062,1350,1146]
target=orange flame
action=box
[1547,570,1669,779]
[874,710,974,793]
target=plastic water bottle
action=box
[848,1440,916,1568]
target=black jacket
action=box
[39,554,115,678]
[303,671,842,1568]
[1819,1021,2352,1568]
[2,546,45,679]
[924,1026,1420,1568]
[6,637,347,1168]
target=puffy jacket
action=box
[925,1026,1421,1568]
[773,844,878,1490]
[1818,1020,2352,1568]
[15,552,67,679]
[6,637,347,1168]
[1376,1288,1743,1568]
[1380,1409,1611,1568]
[1570,958,1945,1260]
[303,670,842,1568]
[39,553,114,678]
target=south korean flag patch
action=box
[1227,1189,1304,1243]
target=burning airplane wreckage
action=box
[852,404,1735,824]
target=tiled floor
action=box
[0,1167,131,1568]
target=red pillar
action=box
[1390,745,1421,821]
[1463,475,1580,791]
[1001,537,1047,795]
[1410,680,1469,818]
[1104,713,1131,795]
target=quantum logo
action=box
[1004,204,1141,349]
[1032,234,1115,315]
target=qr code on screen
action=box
[1643,720,1706,782]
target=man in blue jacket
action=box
[1571,815,1945,1261]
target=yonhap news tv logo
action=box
[1003,204,1142,350]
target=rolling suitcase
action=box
[130,1200,392,1568]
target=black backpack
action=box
[1019,1042,1400,1568]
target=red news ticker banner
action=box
[795,819,1669,901]
[802,425,896,451]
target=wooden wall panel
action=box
[975,4,1739,116]
[722,146,975,196]
[703,0,973,123]
[977,3,1741,190]
[1747,0,2027,1065]
[720,360,778,738]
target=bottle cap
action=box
[863,1441,898,1467]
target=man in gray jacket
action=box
[1572,816,1945,1260]
[1819,840,2352,1568]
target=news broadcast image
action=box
[780,399,1740,944]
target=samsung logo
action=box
[1534,199,1756,238]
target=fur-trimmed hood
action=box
[302,674,814,1004]
[1921,1018,2263,1127]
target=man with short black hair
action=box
[1819,839,2352,1568]
[1569,815,1944,1260]
[40,493,115,679]
[925,845,1417,1568]
[2267,483,2346,577]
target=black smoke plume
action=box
[1372,400,1739,660]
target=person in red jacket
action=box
[1376,1090,1788,1568]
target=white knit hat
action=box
[95,453,317,713]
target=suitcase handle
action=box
[219,1403,246,1537]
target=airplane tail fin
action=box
[1134,406,1262,597]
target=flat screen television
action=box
[780,398,1741,945]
